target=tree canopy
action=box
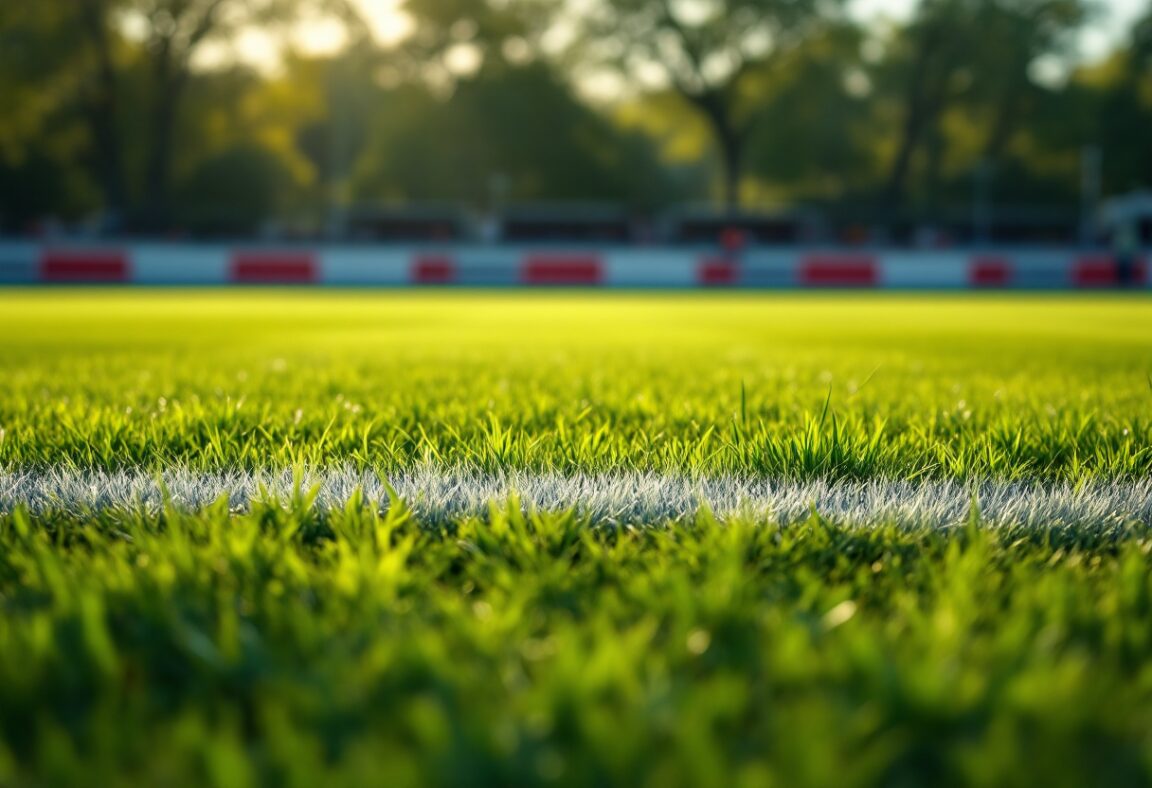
[0,0,1148,234]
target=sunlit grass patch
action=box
[0,292,1149,480]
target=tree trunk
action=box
[884,22,948,214]
[885,78,930,212]
[693,93,745,213]
[718,127,743,213]
[141,44,186,233]
[884,109,921,212]
[139,0,226,233]
[983,78,1025,163]
[79,0,128,228]
[922,125,946,214]
[142,89,179,232]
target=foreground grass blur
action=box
[4,500,1152,786]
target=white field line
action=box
[1,467,1151,531]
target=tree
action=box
[877,0,1088,212]
[292,45,382,224]
[351,60,674,206]
[741,24,875,202]
[69,0,359,230]
[0,3,105,227]
[366,0,673,206]
[582,0,844,209]
[174,143,296,234]
[1085,5,1152,192]
[1128,2,1152,73]
[401,0,560,65]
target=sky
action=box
[351,0,411,44]
[850,0,1147,59]
[218,0,1148,73]
[343,0,1148,56]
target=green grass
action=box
[0,291,1149,479]
[1,291,1151,787]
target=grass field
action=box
[1,291,1151,786]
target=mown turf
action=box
[1,291,1151,787]
[0,292,1149,480]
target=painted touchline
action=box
[2,467,1150,532]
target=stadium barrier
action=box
[0,243,1147,289]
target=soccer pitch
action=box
[1,291,1151,786]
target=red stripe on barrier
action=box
[698,257,739,286]
[231,253,316,284]
[1074,255,1117,286]
[40,250,128,283]
[1072,255,1148,287]
[970,256,1012,287]
[800,255,876,287]
[411,254,456,285]
[522,254,603,285]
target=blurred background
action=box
[1,0,1150,248]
